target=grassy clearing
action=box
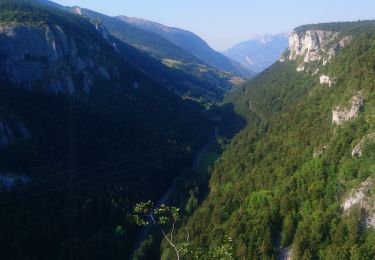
[197,144,221,174]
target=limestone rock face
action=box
[296,63,305,72]
[351,133,375,157]
[0,121,13,145]
[0,22,117,94]
[288,30,338,62]
[281,29,352,72]
[352,143,363,157]
[319,75,333,87]
[0,119,30,145]
[332,93,363,125]
[73,6,82,15]
[0,172,30,191]
[342,178,375,228]
[313,145,328,158]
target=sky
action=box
[52,0,375,51]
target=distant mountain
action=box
[116,16,255,78]
[24,1,238,101]
[59,6,249,98]
[223,33,289,73]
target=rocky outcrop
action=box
[319,75,333,87]
[313,145,327,158]
[312,68,320,75]
[351,133,375,157]
[342,178,375,228]
[0,22,117,94]
[0,119,30,145]
[332,93,363,125]
[73,6,82,16]
[296,63,305,72]
[0,173,30,191]
[0,121,13,145]
[281,29,352,71]
[352,143,362,157]
[288,30,338,62]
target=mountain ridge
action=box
[0,2,221,259]
[116,15,255,78]
[223,33,289,73]
[166,20,375,259]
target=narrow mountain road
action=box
[129,127,218,259]
[192,127,218,170]
[276,231,291,260]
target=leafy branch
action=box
[133,200,189,260]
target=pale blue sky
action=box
[52,0,375,51]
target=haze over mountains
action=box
[223,33,289,73]
[117,15,255,78]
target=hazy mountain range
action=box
[117,15,255,78]
[223,33,289,72]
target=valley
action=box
[0,0,375,260]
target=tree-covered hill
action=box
[59,5,243,101]
[116,15,255,78]
[0,1,224,259]
[168,21,375,259]
[13,0,230,102]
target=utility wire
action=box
[0,125,244,205]
[0,123,244,195]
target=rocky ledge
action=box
[0,119,30,145]
[352,133,375,157]
[280,29,352,71]
[0,22,117,94]
[332,93,363,125]
[319,75,333,87]
[342,178,375,228]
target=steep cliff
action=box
[0,2,216,259]
[0,6,120,94]
[60,5,231,101]
[281,29,352,73]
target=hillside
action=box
[223,33,289,73]
[167,21,375,259]
[0,1,219,259]
[117,15,255,78]
[62,6,245,99]
[3,1,375,260]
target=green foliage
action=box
[179,21,375,259]
[295,20,375,35]
[0,1,219,260]
[115,225,126,236]
[76,7,236,102]
[133,201,180,226]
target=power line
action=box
[0,149,187,205]
[0,125,244,205]
[0,123,244,195]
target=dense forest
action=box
[161,22,375,259]
[2,1,375,260]
[0,1,222,259]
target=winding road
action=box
[129,127,218,259]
